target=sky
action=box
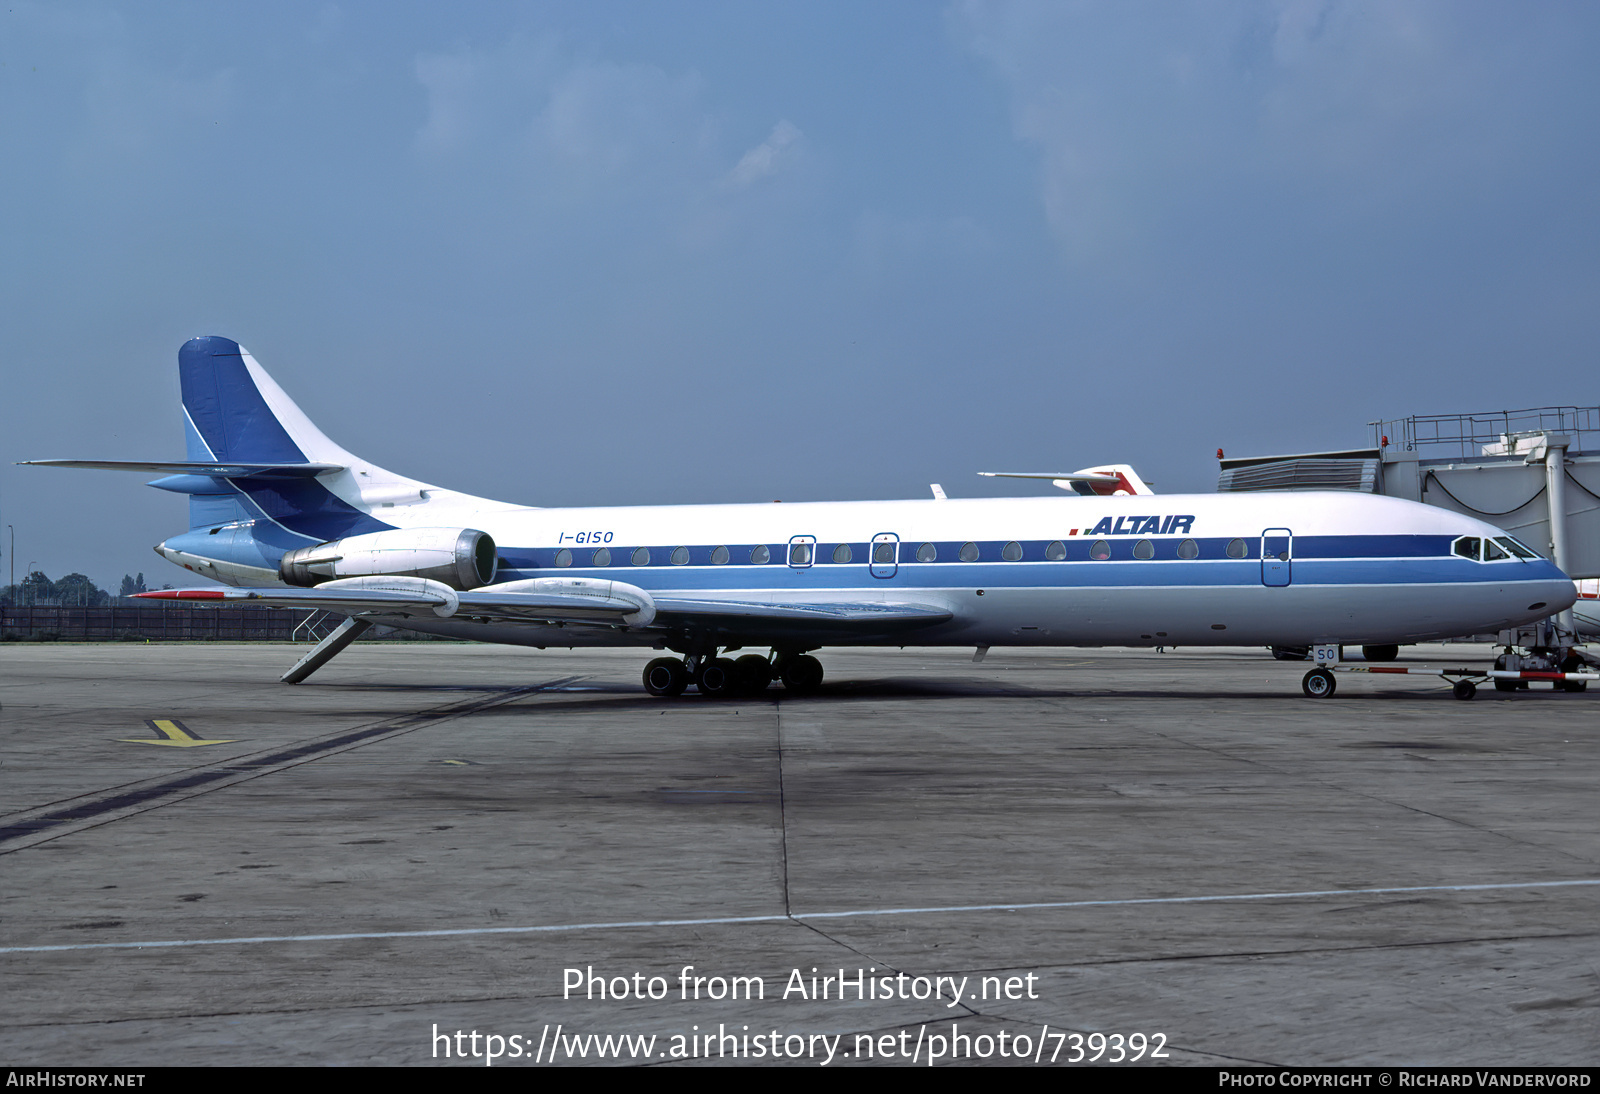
[2,1,1597,590]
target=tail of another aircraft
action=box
[977,463,1154,496]
[1070,464,1153,497]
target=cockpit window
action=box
[1483,538,1510,561]
[1497,536,1539,560]
[1452,536,1481,561]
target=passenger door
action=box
[1261,528,1292,587]
[870,533,899,579]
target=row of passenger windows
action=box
[553,545,757,567]
[548,538,1257,567]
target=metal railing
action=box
[1371,407,1600,460]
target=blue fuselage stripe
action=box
[491,536,1563,592]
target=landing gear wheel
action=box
[643,657,689,697]
[733,654,773,694]
[1559,656,1589,692]
[1493,654,1518,692]
[1452,679,1477,701]
[1362,644,1400,662]
[780,654,824,693]
[696,657,739,698]
[1301,668,1336,698]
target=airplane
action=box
[25,336,1578,699]
[976,464,1154,497]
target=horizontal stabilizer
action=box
[22,460,343,479]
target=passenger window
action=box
[671,546,690,565]
[1090,539,1111,560]
[592,547,611,567]
[711,545,730,565]
[750,545,770,564]
[1226,538,1247,559]
[1177,539,1199,559]
[554,548,572,567]
[959,542,980,562]
[832,543,853,564]
[790,542,812,566]
[873,541,896,564]
[916,542,937,562]
[1045,540,1066,561]
[1002,541,1023,561]
[1453,537,1481,561]
[1133,539,1154,560]
[631,547,650,566]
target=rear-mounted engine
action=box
[279,528,497,590]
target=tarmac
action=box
[0,641,1595,1067]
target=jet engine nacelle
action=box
[279,527,497,590]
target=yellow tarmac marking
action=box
[118,719,237,748]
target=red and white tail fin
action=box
[1070,464,1154,496]
[977,463,1154,496]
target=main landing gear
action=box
[642,650,824,698]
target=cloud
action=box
[724,119,803,191]
[950,0,1596,263]
[413,36,712,196]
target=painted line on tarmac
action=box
[4,877,1597,955]
[0,677,583,854]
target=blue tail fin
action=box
[181,336,308,463]
[174,336,391,542]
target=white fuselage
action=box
[185,488,1573,651]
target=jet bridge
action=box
[1219,406,1600,582]
[1219,406,1600,671]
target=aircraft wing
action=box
[138,575,653,626]
[139,577,953,641]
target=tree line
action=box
[0,572,161,607]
